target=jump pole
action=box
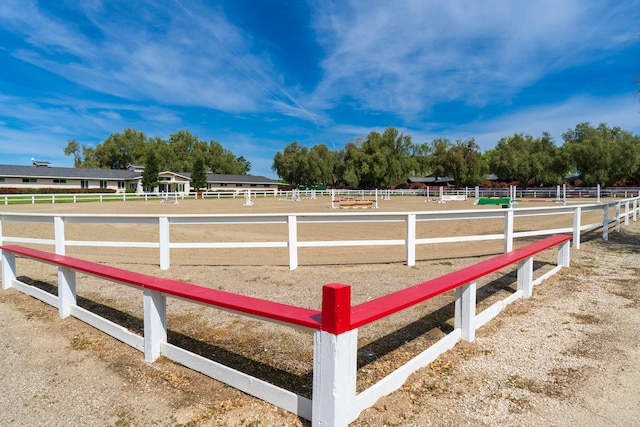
[243,191,254,206]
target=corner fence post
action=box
[313,284,357,426]
[288,215,298,270]
[144,289,167,362]
[454,281,477,342]
[406,213,416,267]
[1,250,16,290]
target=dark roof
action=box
[205,173,279,185]
[180,172,279,184]
[408,175,455,184]
[0,164,140,180]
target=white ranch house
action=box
[0,162,280,195]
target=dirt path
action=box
[0,198,638,425]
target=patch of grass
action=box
[70,334,93,350]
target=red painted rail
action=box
[2,233,570,336]
[0,245,322,330]
[349,234,572,331]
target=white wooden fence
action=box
[1,234,572,426]
[0,197,638,270]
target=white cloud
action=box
[308,0,640,117]
[416,93,640,151]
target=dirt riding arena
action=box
[0,195,638,426]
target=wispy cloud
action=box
[0,0,317,118]
[309,1,640,118]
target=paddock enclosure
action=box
[0,194,633,268]
[1,194,639,425]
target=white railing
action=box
[0,190,282,205]
[0,235,572,426]
[2,186,639,206]
[0,197,638,270]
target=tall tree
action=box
[488,132,564,187]
[141,150,160,192]
[429,139,453,178]
[272,142,309,186]
[445,138,487,186]
[190,157,208,191]
[561,123,640,186]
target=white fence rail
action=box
[0,197,639,270]
[2,186,640,206]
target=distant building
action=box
[0,162,280,194]
[407,175,455,186]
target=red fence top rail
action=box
[2,233,571,335]
[349,234,571,330]
[0,245,322,330]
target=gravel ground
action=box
[0,200,638,426]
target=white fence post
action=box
[54,216,66,255]
[558,240,571,267]
[58,266,76,318]
[504,209,514,253]
[1,250,16,290]
[624,201,630,226]
[615,202,621,232]
[144,289,167,362]
[288,215,298,270]
[312,284,357,427]
[159,216,170,270]
[406,213,416,267]
[455,281,477,342]
[573,206,581,249]
[603,205,609,241]
[517,257,534,298]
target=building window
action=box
[263,184,270,188]
[100,181,108,189]
[219,183,228,187]
[22,178,37,183]
[118,181,125,189]
[53,179,67,184]
[81,180,89,189]
[235,183,243,187]
[0,178,5,182]
[129,183,136,190]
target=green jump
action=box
[477,196,511,205]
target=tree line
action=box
[272,123,640,188]
[64,128,251,176]
[63,122,640,190]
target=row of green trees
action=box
[64,129,251,176]
[272,123,640,188]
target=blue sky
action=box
[1,0,639,178]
